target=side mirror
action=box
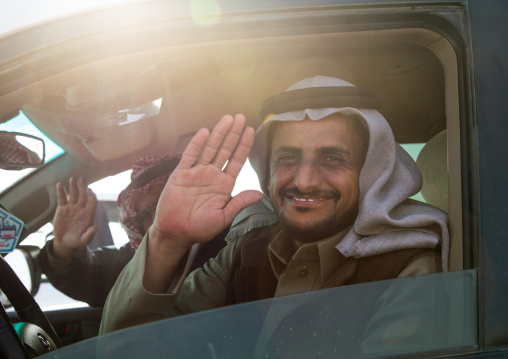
[0,131,45,170]
[0,246,41,307]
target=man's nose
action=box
[294,159,321,193]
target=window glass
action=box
[20,222,53,249]
[87,171,132,249]
[402,143,425,163]
[401,143,426,202]
[41,270,477,358]
[9,223,89,310]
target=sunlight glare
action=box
[190,0,221,26]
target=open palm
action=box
[152,114,263,248]
[52,177,98,259]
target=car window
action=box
[39,270,477,359]
[401,143,425,202]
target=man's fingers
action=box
[223,126,255,178]
[195,114,235,166]
[80,225,98,247]
[56,182,68,206]
[85,188,98,212]
[211,114,248,170]
[77,177,89,206]
[179,128,210,169]
[223,190,264,224]
[179,114,249,173]
[68,177,79,203]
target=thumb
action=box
[223,190,264,225]
[79,225,99,247]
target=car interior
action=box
[4,26,462,263]
[0,5,470,354]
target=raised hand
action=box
[153,114,263,248]
[52,177,98,260]
[144,114,264,292]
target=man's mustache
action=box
[280,188,340,200]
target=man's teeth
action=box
[294,197,315,202]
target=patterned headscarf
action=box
[0,137,41,166]
[118,153,182,248]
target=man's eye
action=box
[324,155,345,163]
[277,154,297,163]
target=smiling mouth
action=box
[282,189,339,206]
[287,195,331,205]
[292,197,318,202]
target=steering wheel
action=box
[0,252,61,357]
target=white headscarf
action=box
[249,76,449,271]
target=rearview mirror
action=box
[0,131,45,170]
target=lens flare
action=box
[190,0,221,26]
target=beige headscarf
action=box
[249,76,449,271]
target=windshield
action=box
[0,112,64,193]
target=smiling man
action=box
[268,115,368,242]
[100,76,449,343]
